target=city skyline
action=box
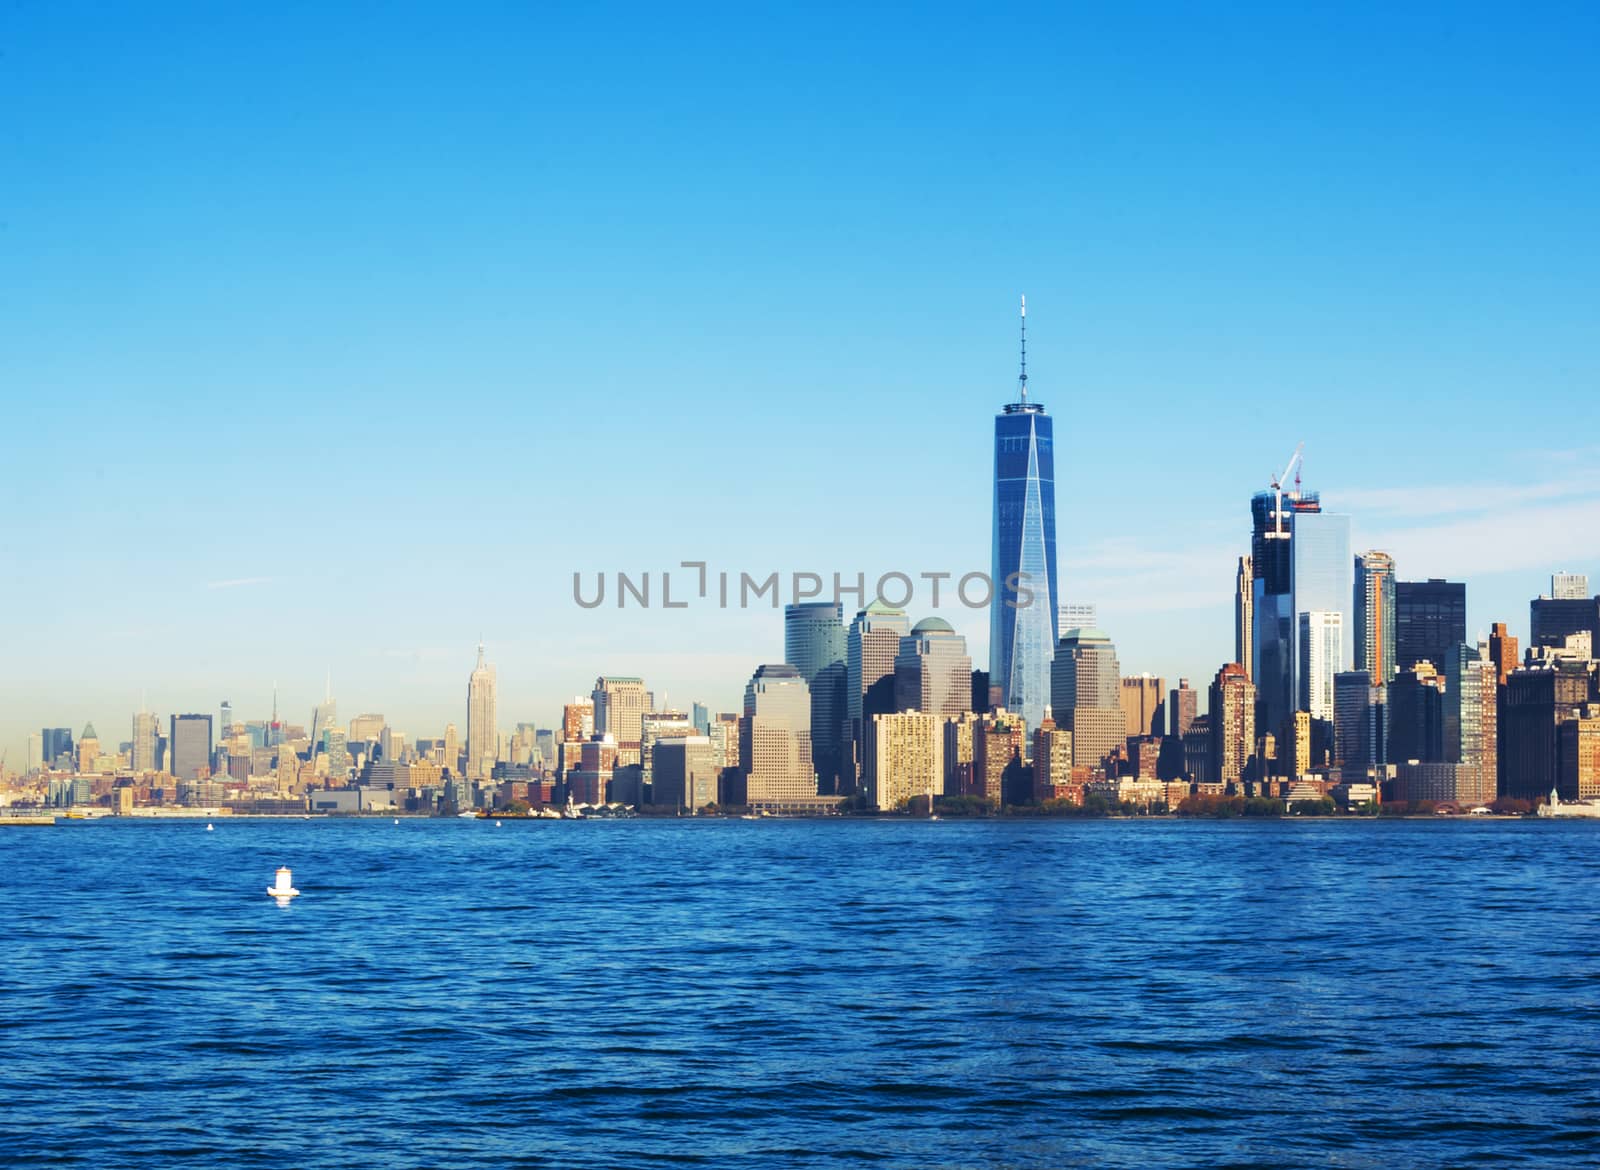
[4,4,1598,761]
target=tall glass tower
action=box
[784,602,847,794]
[990,296,1058,736]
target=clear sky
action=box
[2,1,1596,759]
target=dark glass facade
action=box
[1529,596,1600,650]
[1395,579,1466,671]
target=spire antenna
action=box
[1018,294,1028,401]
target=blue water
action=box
[3,817,1597,1168]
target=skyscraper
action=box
[653,736,718,811]
[1051,627,1122,771]
[132,710,158,773]
[169,714,213,781]
[1388,662,1446,764]
[1290,510,1352,719]
[866,712,944,811]
[1298,610,1344,722]
[592,676,648,767]
[41,727,73,770]
[1529,593,1600,651]
[1353,551,1397,681]
[784,602,847,794]
[1333,670,1386,776]
[740,664,816,807]
[467,642,498,780]
[1396,579,1467,671]
[846,601,910,789]
[1235,556,1253,681]
[1208,664,1256,788]
[1169,679,1197,739]
[219,700,233,734]
[1119,674,1165,739]
[990,296,1058,737]
[310,675,337,755]
[893,618,973,718]
[1250,471,1324,737]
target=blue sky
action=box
[2,2,1596,759]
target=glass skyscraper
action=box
[990,299,1058,737]
[1290,510,1352,723]
[784,602,847,794]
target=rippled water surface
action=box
[3,817,1597,1168]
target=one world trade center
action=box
[990,295,1059,735]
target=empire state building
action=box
[989,296,1059,735]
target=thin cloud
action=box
[1337,461,1600,519]
[205,577,272,591]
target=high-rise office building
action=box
[570,734,617,806]
[741,664,816,807]
[1557,708,1600,803]
[893,618,973,718]
[1169,679,1197,739]
[379,725,405,763]
[219,700,233,735]
[1502,662,1592,801]
[1298,610,1343,722]
[76,723,101,774]
[1388,662,1446,764]
[27,732,41,774]
[640,710,693,789]
[592,676,648,768]
[691,702,711,735]
[1119,674,1165,739]
[1209,664,1256,787]
[132,710,158,773]
[990,297,1058,737]
[1396,579,1467,671]
[442,723,460,776]
[324,729,350,778]
[1353,551,1397,681]
[466,643,498,780]
[1290,510,1352,716]
[653,736,718,811]
[1235,556,1253,681]
[349,713,386,743]
[169,714,213,781]
[866,712,944,811]
[1051,627,1122,771]
[784,602,847,794]
[1489,623,1519,686]
[42,727,73,770]
[846,601,910,790]
[1446,643,1497,806]
[1529,594,1600,652]
[310,677,337,754]
[1250,474,1328,737]
[1333,670,1386,776]
[1552,572,1590,601]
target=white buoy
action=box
[393,818,399,825]
[267,866,300,898]
[206,823,214,831]
[496,820,503,827]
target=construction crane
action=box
[1267,443,1305,540]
